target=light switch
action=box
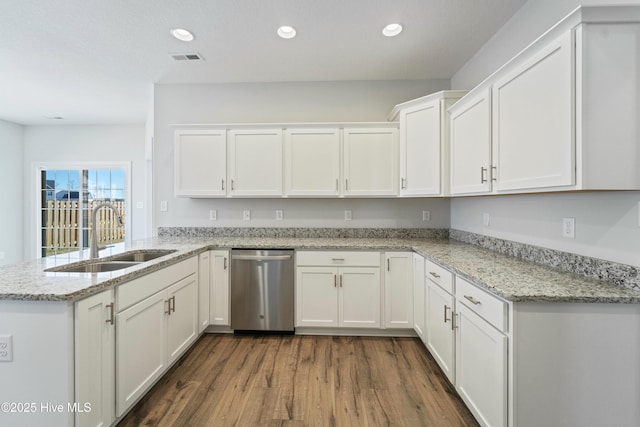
[243,210,251,220]
[483,213,490,227]
[345,210,352,221]
[562,218,575,238]
[422,210,431,221]
[209,210,217,221]
[276,210,284,221]
[160,201,168,212]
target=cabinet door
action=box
[492,31,574,192]
[166,274,199,365]
[284,128,341,196]
[296,267,339,327]
[210,250,230,326]
[450,90,492,195]
[412,254,426,342]
[198,252,210,333]
[75,289,115,427]
[400,100,442,196]
[455,303,507,427]
[384,252,413,329]
[339,267,381,328]
[343,128,398,196]
[228,129,283,196]
[174,129,227,197]
[425,281,455,383]
[116,291,167,416]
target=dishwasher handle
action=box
[231,254,292,261]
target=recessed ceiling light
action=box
[170,28,195,42]
[382,23,403,37]
[277,26,297,39]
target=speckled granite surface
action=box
[450,230,640,292]
[1,231,639,304]
[158,227,449,240]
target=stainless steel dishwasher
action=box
[230,249,294,332]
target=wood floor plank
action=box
[118,334,479,427]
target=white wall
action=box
[0,119,24,265]
[154,80,451,231]
[450,0,640,267]
[22,125,147,260]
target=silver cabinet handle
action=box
[105,303,114,325]
[336,179,339,191]
[443,305,450,323]
[464,295,482,305]
[429,271,440,279]
[491,166,497,182]
[339,274,343,287]
[480,167,488,184]
[165,299,171,315]
[401,177,406,189]
[387,259,390,271]
[331,258,345,262]
[345,179,349,191]
[224,257,227,270]
[231,179,235,190]
[452,312,458,330]
[221,179,225,191]
[171,296,176,313]
[334,274,337,288]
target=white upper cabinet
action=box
[343,127,398,196]
[228,129,283,196]
[391,91,466,197]
[450,8,640,195]
[450,89,492,196]
[492,31,574,192]
[174,129,227,197]
[284,128,341,196]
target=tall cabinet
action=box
[389,90,466,196]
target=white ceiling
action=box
[0,0,527,126]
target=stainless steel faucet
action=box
[90,202,124,259]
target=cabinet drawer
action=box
[425,259,454,294]
[117,257,198,312]
[455,277,507,332]
[296,251,381,267]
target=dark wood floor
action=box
[118,334,479,427]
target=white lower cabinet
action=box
[115,257,198,417]
[209,250,230,325]
[412,254,426,341]
[455,303,507,427]
[296,251,381,329]
[198,251,210,333]
[384,252,413,329]
[296,266,380,328]
[74,288,115,427]
[425,279,456,383]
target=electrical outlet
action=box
[209,210,217,221]
[344,210,352,221]
[483,213,490,227]
[160,201,168,212]
[422,210,431,221]
[0,335,13,362]
[562,218,575,238]
[243,210,251,220]
[276,210,284,221]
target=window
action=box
[38,165,129,261]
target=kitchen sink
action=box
[47,260,141,273]
[108,249,177,262]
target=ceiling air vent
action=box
[169,52,204,61]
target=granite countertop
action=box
[1,236,639,304]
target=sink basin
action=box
[108,249,177,262]
[47,261,141,273]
